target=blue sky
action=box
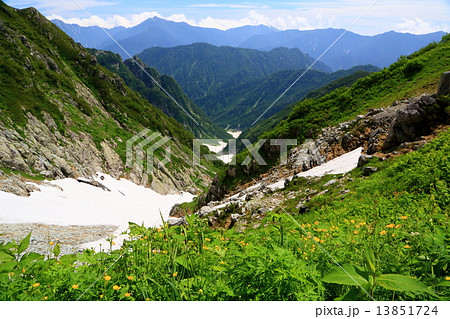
[4,0,450,35]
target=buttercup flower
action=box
[127,275,134,280]
[104,275,111,281]
[379,230,387,235]
[400,216,408,220]
[113,285,121,290]
[71,284,79,289]
[403,245,411,249]
[386,224,395,228]
[32,283,40,288]
[125,293,131,297]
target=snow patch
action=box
[0,173,194,251]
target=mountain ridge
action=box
[53,17,445,71]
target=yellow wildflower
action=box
[313,237,320,242]
[204,238,211,241]
[219,261,225,265]
[350,220,355,224]
[395,224,401,229]
[198,289,203,294]
[32,283,40,288]
[144,236,148,239]
[400,216,408,220]
[22,268,26,274]
[104,275,111,281]
[71,284,79,289]
[127,275,134,280]
[125,293,131,297]
[49,241,54,245]
[445,277,450,281]
[314,221,319,225]
[386,224,395,228]
[203,246,209,250]
[113,285,121,290]
[403,245,411,249]
[162,250,168,254]
[173,272,178,277]
[379,230,387,235]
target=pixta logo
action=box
[193,139,297,166]
[126,129,172,173]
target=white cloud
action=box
[189,3,270,9]
[48,11,162,28]
[38,0,449,34]
[7,0,115,13]
[395,17,447,34]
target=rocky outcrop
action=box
[0,175,40,197]
[437,71,450,96]
[0,112,208,196]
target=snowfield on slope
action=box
[0,173,194,250]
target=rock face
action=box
[437,71,450,96]
[383,103,427,150]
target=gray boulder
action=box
[383,103,427,150]
[363,167,378,176]
[357,155,373,167]
[167,217,187,227]
[437,71,450,96]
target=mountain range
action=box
[88,49,230,139]
[53,17,445,71]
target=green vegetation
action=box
[239,67,378,146]
[139,43,331,102]
[89,49,230,139]
[0,2,223,177]
[220,34,450,188]
[1,128,448,301]
[197,65,379,129]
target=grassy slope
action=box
[1,128,448,301]
[89,49,231,139]
[0,2,222,176]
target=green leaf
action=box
[377,274,432,293]
[437,281,450,287]
[0,249,15,262]
[0,261,16,272]
[363,243,376,273]
[20,252,43,264]
[213,265,226,272]
[17,232,32,255]
[322,264,369,287]
[335,287,360,301]
[53,244,61,257]
[175,255,189,270]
